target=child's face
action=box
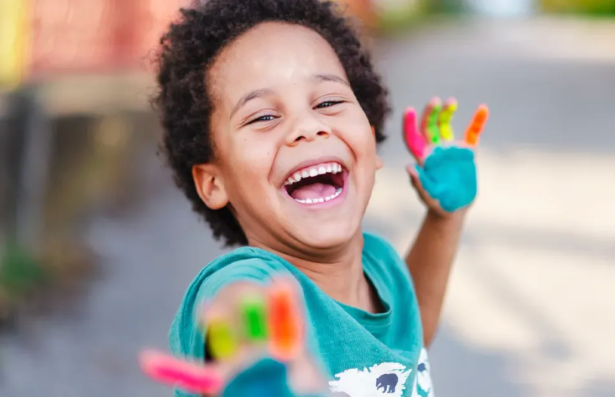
[197,22,381,253]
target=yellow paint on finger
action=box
[208,317,237,360]
[439,101,458,141]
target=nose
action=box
[285,112,331,146]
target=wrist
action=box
[426,206,468,226]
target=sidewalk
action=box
[366,148,615,397]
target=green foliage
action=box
[0,241,45,298]
[540,0,615,15]
[426,0,469,14]
[375,0,430,34]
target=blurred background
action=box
[0,0,614,396]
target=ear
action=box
[371,126,384,170]
[193,164,229,210]
[375,155,383,170]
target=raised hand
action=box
[139,277,327,396]
[403,97,489,215]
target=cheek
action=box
[339,108,376,157]
[348,126,378,162]
[226,136,277,195]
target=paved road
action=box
[1,17,614,397]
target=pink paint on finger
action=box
[139,349,224,394]
[404,107,426,159]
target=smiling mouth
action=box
[283,162,346,205]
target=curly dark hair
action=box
[155,0,390,247]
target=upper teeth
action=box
[285,162,343,186]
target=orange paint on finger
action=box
[267,281,303,362]
[465,105,489,146]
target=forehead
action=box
[208,22,347,103]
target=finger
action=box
[420,97,442,145]
[412,164,443,198]
[403,107,426,162]
[438,97,458,141]
[207,315,239,360]
[240,293,269,344]
[464,104,489,147]
[419,97,440,139]
[267,278,303,362]
[199,282,265,362]
[139,349,224,395]
[407,165,440,207]
[407,164,420,188]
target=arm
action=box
[402,98,488,348]
[405,209,466,347]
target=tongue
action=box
[291,183,337,201]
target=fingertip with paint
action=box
[444,97,458,111]
[268,280,302,362]
[404,107,416,125]
[429,96,442,106]
[465,104,490,146]
[241,294,269,343]
[208,316,238,360]
[403,107,417,137]
[477,104,490,119]
[139,349,224,394]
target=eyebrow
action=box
[312,73,350,87]
[230,88,274,119]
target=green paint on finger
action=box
[427,103,442,144]
[241,295,268,342]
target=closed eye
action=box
[247,115,278,125]
[315,100,343,109]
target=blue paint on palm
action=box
[415,146,477,212]
[223,358,294,397]
[222,358,327,397]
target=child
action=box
[152,0,485,395]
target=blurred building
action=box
[0,0,189,318]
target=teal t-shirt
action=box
[169,232,434,397]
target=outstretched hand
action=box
[403,97,489,216]
[139,277,328,396]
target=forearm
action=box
[405,209,466,347]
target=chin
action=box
[291,219,360,251]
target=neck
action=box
[255,231,377,313]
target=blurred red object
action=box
[29,0,188,80]
[332,0,378,31]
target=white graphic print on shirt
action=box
[410,348,433,397]
[328,348,433,397]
